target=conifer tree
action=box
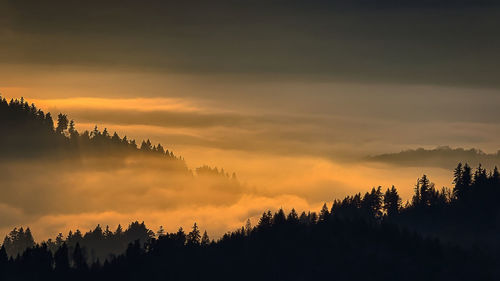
[201,231,210,246]
[187,223,201,245]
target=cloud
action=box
[1,0,499,87]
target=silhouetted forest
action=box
[3,96,500,280]
[0,96,182,160]
[0,96,243,181]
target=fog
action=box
[0,148,456,242]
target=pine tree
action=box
[55,233,64,248]
[258,211,273,229]
[68,120,78,139]
[412,178,421,207]
[453,163,464,200]
[187,223,201,245]
[56,113,69,135]
[273,208,287,225]
[244,219,252,236]
[157,226,165,237]
[24,227,35,250]
[383,186,401,217]
[201,231,210,246]
[287,208,299,224]
[319,203,330,222]
[45,113,54,131]
[419,175,433,207]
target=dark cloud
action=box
[1,0,500,87]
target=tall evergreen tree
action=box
[187,223,201,245]
[383,186,401,217]
[56,113,69,135]
[201,231,210,246]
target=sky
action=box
[1,0,500,240]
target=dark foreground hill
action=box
[0,216,495,281]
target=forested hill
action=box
[0,96,182,160]
[0,96,238,180]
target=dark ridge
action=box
[367,146,500,169]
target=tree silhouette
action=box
[383,186,401,217]
[56,113,69,135]
[187,223,201,245]
[319,203,330,222]
[201,231,210,246]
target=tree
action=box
[412,178,421,207]
[55,233,64,248]
[491,166,500,186]
[104,225,113,239]
[157,226,166,237]
[56,113,69,135]
[201,231,210,246]
[140,139,153,151]
[383,186,401,217]
[453,163,463,200]
[111,132,121,143]
[156,143,165,154]
[419,175,434,207]
[102,128,110,139]
[361,187,383,218]
[91,125,100,138]
[175,227,186,245]
[273,209,286,225]
[462,164,472,189]
[24,227,35,250]
[287,209,299,224]
[473,164,488,188]
[187,223,201,245]
[68,120,78,139]
[258,211,273,229]
[44,113,54,131]
[115,224,123,236]
[319,203,330,222]
[244,219,252,236]
[453,163,472,201]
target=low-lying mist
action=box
[0,151,457,242]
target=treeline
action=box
[2,222,155,263]
[0,96,240,178]
[0,208,495,280]
[0,96,181,160]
